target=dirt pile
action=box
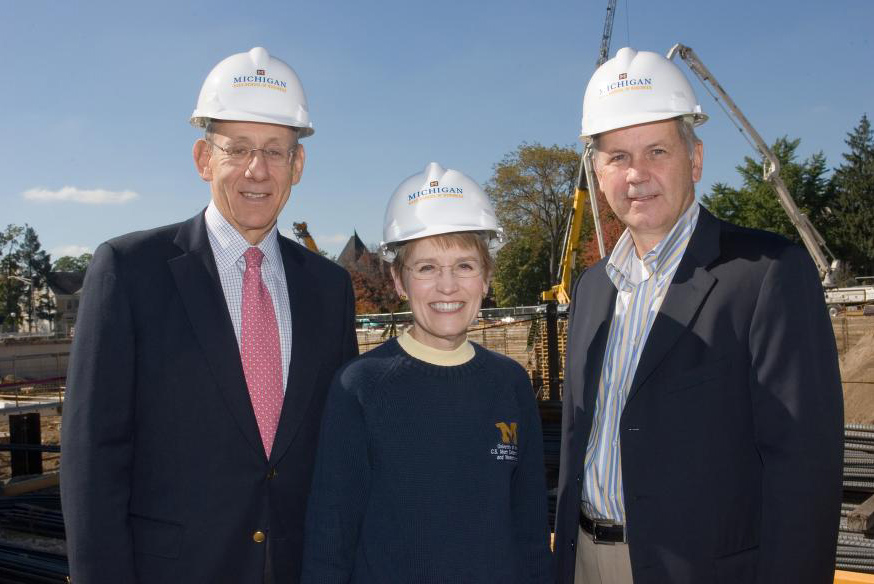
[841,330,874,424]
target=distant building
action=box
[336,232,401,314]
[337,231,376,271]
[48,271,85,336]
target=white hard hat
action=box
[191,47,314,137]
[580,47,707,140]
[379,162,506,262]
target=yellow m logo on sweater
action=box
[495,422,518,444]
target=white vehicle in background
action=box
[825,277,874,317]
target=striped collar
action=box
[204,201,282,273]
[606,202,700,292]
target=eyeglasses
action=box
[207,141,297,167]
[404,260,483,280]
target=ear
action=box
[691,141,703,183]
[193,140,213,181]
[592,153,606,188]
[481,275,490,297]
[291,143,306,186]
[390,265,408,299]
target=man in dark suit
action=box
[61,47,358,583]
[553,47,843,584]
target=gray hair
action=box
[591,116,700,163]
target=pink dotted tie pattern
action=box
[241,247,284,457]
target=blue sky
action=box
[2,0,872,260]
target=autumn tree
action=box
[346,250,405,315]
[578,187,624,270]
[487,143,578,288]
[486,143,624,305]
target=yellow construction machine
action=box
[292,222,319,254]
[540,1,613,304]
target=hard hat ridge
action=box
[379,162,506,262]
[191,47,314,137]
[580,46,707,140]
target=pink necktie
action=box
[241,247,284,457]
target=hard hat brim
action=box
[379,226,506,263]
[190,110,314,138]
[581,111,707,141]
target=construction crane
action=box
[667,44,841,288]
[596,0,618,68]
[541,0,614,304]
[292,222,319,253]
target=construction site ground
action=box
[0,314,871,572]
[359,313,874,421]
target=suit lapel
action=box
[168,212,264,457]
[269,238,324,463]
[626,207,721,403]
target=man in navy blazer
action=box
[553,48,843,583]
[61,48,358,583]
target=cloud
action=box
[22,186,139,204]
[51,245,92,258]
[315,233,351,245]
[279,229,350,246]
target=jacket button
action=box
[267,468,278,479]
[253,530,266,543]
[570,539,575,550]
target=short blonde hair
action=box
[391,232,494,281]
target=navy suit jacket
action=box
[61,211,358,583]
[553,207,843,584]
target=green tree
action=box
[53,253,93,272]
[492,226,551,306]
[830,114,874,276]
[0,225,25,332]
[486,143,580,305]
[18,226,55,331]
[702,137,834,245]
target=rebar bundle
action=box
[0,543,67,583]
[839,424,874,573]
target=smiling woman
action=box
[389,232,492,350]
[300,163,555,583]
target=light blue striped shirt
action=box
[204,201,293,392]
[582,202,700,522]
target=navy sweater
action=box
[301,338,554,583]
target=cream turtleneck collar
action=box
[396,329,475,366]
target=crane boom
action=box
[597,0,618,67]
[667,43,840,287]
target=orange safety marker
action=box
[836,570,874,584]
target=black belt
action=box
[579,508,626,544]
